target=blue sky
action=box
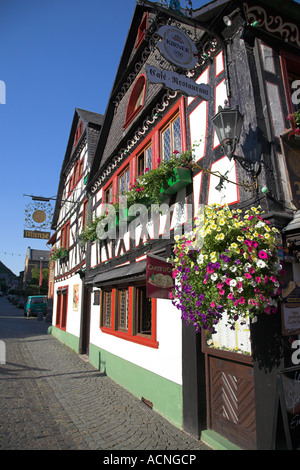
[0,0,208,276]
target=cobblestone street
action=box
[0,297,210,452]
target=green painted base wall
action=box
[89,343,183,429]
[50,326,80,353]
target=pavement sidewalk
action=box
[0,297,210,452]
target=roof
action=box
[76,108,104,127]
[51,107,104,230]
[27,248,50,261]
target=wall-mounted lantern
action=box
[211,100,261,178]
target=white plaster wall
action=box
[52,274,83,339]
[89,297,183,385]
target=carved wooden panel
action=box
[208,356,257,449]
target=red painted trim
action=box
[279,50,300,116]
[100,287,158,349]
[135,13,148,50]
[100,327,159,349]
[55,285,68,331]
[54,260,86,282]
[123,74,146,130]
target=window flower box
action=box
[50,247,69,262]
[160,167,192,199]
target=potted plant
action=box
[170,203,284,334]
[49,246,69,262]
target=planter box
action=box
[160,168,192,199]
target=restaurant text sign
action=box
[146,65,210,100]
[23,230,51,240]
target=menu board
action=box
[205,312,252,355]
[278,366,300,450]
[281,282,300,335]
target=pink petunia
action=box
[245,273,252,279]
[172,269,179,279]
[259,250,268,259]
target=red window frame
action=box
[74,122,82,147]
[124,75,146,129]
[280,50,300,115]
[61,221,70,250]
[100,283,158,348]
[55,286,68,331]
[68,158,84,196]
[135,13,148,49]
[82,199,88,229]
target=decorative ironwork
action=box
[24,200,53,231]
[243,2,300,48]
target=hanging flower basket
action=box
[287,110,300,139]
[170,204,284,334]
[160,167,192,199]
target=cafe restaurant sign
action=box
[157,25,198,70]
[146,64,210,100]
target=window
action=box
[124,75,146,129]
[137,144,152,175]
[117,288,129,331]
[55,287,68,330]
[161,114,182,161]
[74,121,82,147]
[61,221,70,250]
[82,199,88,229]
[118,166,130,195]
[281,52,300,114]
[67,158,84,195]
[102,290,112,327]
[104,184,113,204]
[135,285,152,336]
[135,13,148,49]
[100,282,158,348]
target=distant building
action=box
[23,247,50,289]
[0,261,18,291]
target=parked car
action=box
[24,296,48,317]
[18,298,25,309]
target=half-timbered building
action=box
[50,0,300,450]
[49,108,103,353]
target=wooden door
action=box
[208,356,257,450]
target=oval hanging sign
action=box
[157,25,198,69]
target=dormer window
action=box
[74,121,82,147]
[123,75,146,129]
[135,13,148,49]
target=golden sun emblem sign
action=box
[32,210,47,224]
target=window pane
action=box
[104,291,112,327]
[162,127,171,161]
[118,289,129,331]
[173,116,182,153]
[119,167,130,194]
[137,286,152,335]
[146,145,152,169]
